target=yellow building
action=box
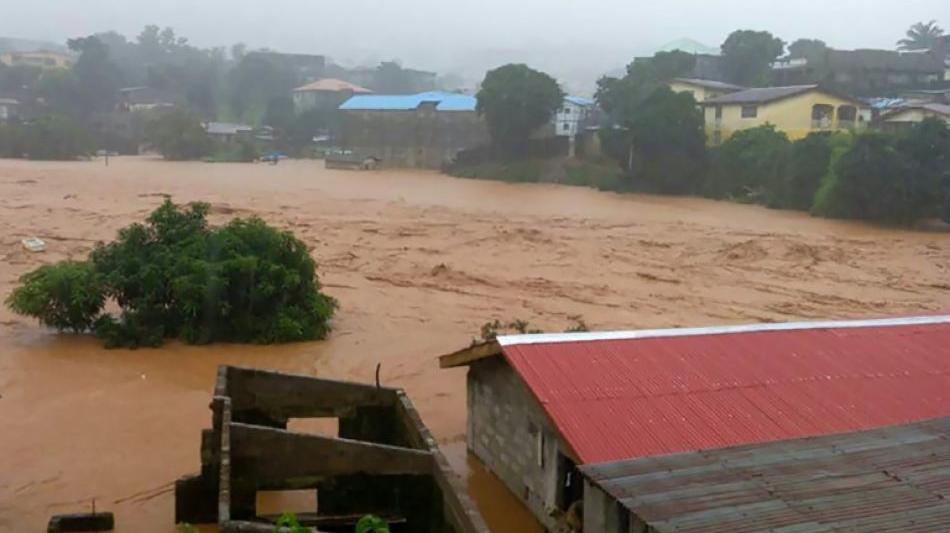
[668,78,744,102]
[0,49,74,69]
[702,85,868,144]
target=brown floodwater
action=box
[1,157,948,532]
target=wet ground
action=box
[1,157,948,531]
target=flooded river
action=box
[1,157,948,532]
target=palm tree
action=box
[897,20,945,51]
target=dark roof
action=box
[581,417,950,533]
[704,84,818,104]
[672,78,745,91]
[441,315,950,464]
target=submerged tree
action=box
[7,200,336,348]
[476,64,564,155]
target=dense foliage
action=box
[0,115,92,160]
[706,125,791,201]
[145,109,213,160]
[897,20,945,51]
[476,64,564,154]
[720,30,786,86]
[7,200,336,348]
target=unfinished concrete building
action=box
[175,366,487,533]
[440,315,950,531]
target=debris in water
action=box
[21,237,46,252]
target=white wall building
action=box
[553,96,596,137]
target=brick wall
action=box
[467,357,570,531]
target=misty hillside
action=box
[0,36,66,53]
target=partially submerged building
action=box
[440,315,950,531]
[702,84,869,144]
[338,91,487,169]
[582,417,950,532]
[176,366,487,533]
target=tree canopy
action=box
[787,38,828,60]
[720,30,786,86]
[897,20,945,51]
[7,200,337,348]
[476,64,564,154]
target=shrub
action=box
[5,261,105,333]
[812,132,915,223]
[0,115,92,160]
[7,199,336,348]
[706,125,790,202]
[146,108,213,160]
[770,132,837,210]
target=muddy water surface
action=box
[1,157,949,532]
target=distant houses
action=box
[0,49,74,69]
[117,87,175,112]
[701,85,868,143]
[203,122,253,143]
[439,315,950,532]
[292,78,371,114]
[0,97,20,121]
[553,96,597,137]
[337,91,487,169]
[772,48,945,95]
[667,78,744,102]
[880,102,950,133]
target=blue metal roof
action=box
[565,96,595,107]
[340,91,477,112]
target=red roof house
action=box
[440,315,950,529]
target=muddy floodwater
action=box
[1,157,948,532]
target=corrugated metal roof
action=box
[704,85,818,105]
[673,78,745,91]
[564,96,595,107]
[339,91,476,111]
[293,78,372,93]
[580,417,950,533]
[498,317,950,464]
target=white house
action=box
[554,96,596,137]
[0,98,20,121]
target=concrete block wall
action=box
[467,358,567,531]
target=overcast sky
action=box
[2,0,946,91]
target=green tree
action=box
[6,115,93,160]
[720,30,786,86]
[229,53,297,124]
[897,20,945,51]
[7,200,337,348]
[145,108,212,160]
[707,125,791,201]
[476,64,564,154]
[67,35,124,113]
[813,133,915,223]
[787,38,828,60]
[897,117,950,218]
[773,132,837,210]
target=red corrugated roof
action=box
[499,318,950,464]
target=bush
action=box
[0,115,92,160]
[208,138,259,162]
[7,199,336,348]
[146,108,213,160]
[706,125,790,202]
[770,132,837,210]
[812,132,915,223]
[5,262,105,333]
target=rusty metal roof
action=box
[495,315,950,464]
[580,417,950,533]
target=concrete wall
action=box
[583,481,642,533]
[339,106,488,169]
[704,90,867,143]
[467,357,573,531]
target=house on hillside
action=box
[668,78,744,102]
[117,87,175,112]
[292,78,371,113]
[582,417,950,532]
[337,91,487,168]
[702,85,869,144]
[0,98,20,121]
[0,49,74,69]
[439,315,950,531]
[245,51,326,82]
[880,102,950,133]
[771,48,944,95]
[553,96,597,137]
[204,122,253,143]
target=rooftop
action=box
[703,84,820,105]
[564,96,595,107]
[656,38,720,57]
[339,91,476,112]
[672,78,745,91]
[204,122,253,135]
[293,78,372,94]
[441,315,950,464]
[581,416,950,532]
[883,102,950,119]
